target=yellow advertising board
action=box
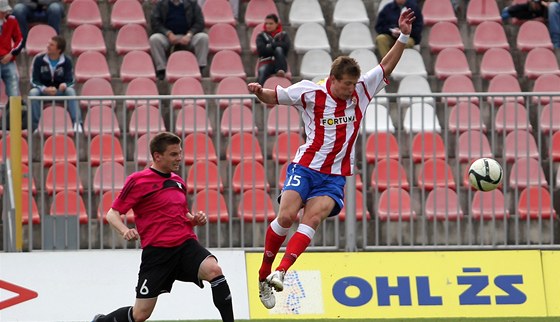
[246,251,547,319]
[542,251,560,316]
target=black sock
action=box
[210,275,234,322]
[96,306,134,322]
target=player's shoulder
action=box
[289,79,326,93]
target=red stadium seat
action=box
[250,23,264,55]
[272,132,303,164]
[486,74,524,106]
[494,102,532,134]
[263,76,292,90]
[410,132,446,163]
[202,0,236,28]
[471,190,509,220]
[531,74,560,105]
[479,48,517,80]
[116,24,150,56]
[215,76,252,109]
[227,132,263,165]
[98,190,135,224]
[540,103,560,135]
[89,134,125,166]
[338,190,370,221]
[422,0,457,26]
[166,51,201,82]
[50,190,88,224]
[21,191,40,225]
[441,75,479,107]
[428,21,463,54]
[425,187,463,221]
[220,104,257,135]
[74,51,111,83]
[45,162,84,195]
[37,106,74,137]
[20,164,37,196]
[26,25,56,56]
[237,189,276,222]
[170,77,206,109]
[79,78,115,108]
[83,105,121,138]
[434,48,471,80]
[175,105,213,136]
[365,132,400,164]
[552,131,560,161]
[232,160,269,193]
[456,130,493,163]
[523,47,560,80]
[472,21,508,53]
[120,50,156,82]
[209,50,246,82]
[518,187,556,220]
[135,133,152,166]
[111,0,146,29]
[509,157,548,190]
[0,134,29,164]
[517,20,553,52]
[43,134,78,168]
[448,102,485,133]
[244,0,278,28]
[376,187,416,221]
[466,0,501,25]
[67,0,102,28]
[370,158,409,191]
[187,161,223,193]
[125,78,160,109]
[128,105,165,136]
[208,23,241,54]
[71,24,106,56]
[183,133,218,165]
[267,105,301,135]
[191,189,229,223]
[278,162,288,188]
[93,162,126,194]
[504,130,539,163]
[417,159,456,191]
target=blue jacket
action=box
[30,53,75,92]
[375,0,423,45]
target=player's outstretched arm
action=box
[248,82,278,105]
[107,208,139,241]
[380,8,416,77]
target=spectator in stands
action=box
[375,0,423,58]
[29,36,82,132]
[248,8,416,310]
[256,13,291,85]
[150,0,209,80]
[92,132,234,322]
[502,0,560,48]
[0,0,23,100]
[12,0,64,47]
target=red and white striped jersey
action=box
[276,65,388,176]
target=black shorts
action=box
[135,238,213,299]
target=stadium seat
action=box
[208,23,241,54]
[540,104,560,135]
[37,106,74,137]
[397,75,435,108]
[227,132,264,165]
[202,0,236,28]
[376,187,416,221]
[504,130,540,162]
[417,159,456,191]
[93,162,126,194]
[70,24,105,57]
[74,51,111,82]
[422,0,457,25]
[472,21,509,53]
[365,132,400,163]
[191,189,229,223]
[83,105,121,137]
[370,158,409,191]
[0,134,29,164]
[494,102,532,134]
[111,0,146,28]
[531,74,560,105]
[21,191,40,225]
[244,0,278,28]
[220,104,257,135]
[166,51,201,82]
[332,0,369,27]
[115,23,150,56]
[428,21,463,54]
[20,164,37,196]
[338,190,370,221]
[45,162,84,195]
[249,23,263,55]
[402,103,441,133]
[43,134,78,168]
[517,20,553,52]
[391,49,428,81]
[410,132,446,163]
[237,189,275,222]
[120,50,156,82]
[263,76,291,91]
[98,190,135,224]
[187,161,223,193]
[523,47,560,80]
[466,0,501,25]
[299,50,332,80]
[125,78,160,109]
[434,47,472,80]
[479,48,517,80]
[209,50,246,82]
[232,160,269,193]
[128,105,165,136]
[448,102,485,133]
[349,49,378,74]
[267,105,301,135]
[170,77,206,109]
[89,134,125,166]
[509,157,548,190]
[456,130,493,163]
[471,189,509,220]
[425,187,463,221]
[518,187,556,220]
[50,190,88,224]
[183,133,218,165]
[293,22,331,54]
[26,25,56,56]
[272,132,303,164]
[135,133,153,166]
[79,78,115,108]
[215,76,252,109]
[66,0,102,28]
[289,0,325,27]
[175,105,213,136]
[486,74,524,106]
[338,23,374,54]
[552,131,560,161]
[441,75,479,107]
[363,103,395,133]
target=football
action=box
[468,158,503,191]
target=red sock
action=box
[258,225,287,281]
[276,231,311,272]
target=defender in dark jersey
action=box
[92,132,234,322]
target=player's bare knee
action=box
[133,309,151,322]
[277,211,297,227]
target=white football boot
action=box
[259,280,276,309]
[266,270,286,292]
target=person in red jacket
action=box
[0,0,23,100]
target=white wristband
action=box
[397,33,410,44]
